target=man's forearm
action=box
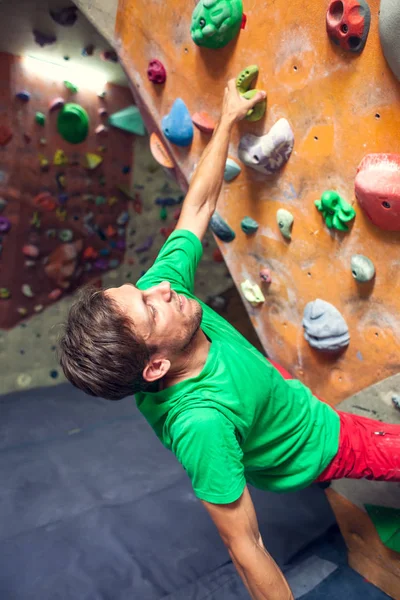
[229,542,294,600]
[185,115,234,214]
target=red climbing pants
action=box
[268,358,400,483]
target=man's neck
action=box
[161,329,211,390]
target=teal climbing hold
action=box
[210,212,235,242]
[224,158,241,182]
[162,99,193,147]
[108,105,146,136]
[241,216,259,234]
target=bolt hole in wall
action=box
[314,136,319,141]
[375,113,381,119]
[293,65,298,71]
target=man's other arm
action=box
[176,80,266,242]
[202,487,294,600]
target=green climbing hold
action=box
[64,80,78,94]
[108,105,146,136]
[315,190,356,231]
[35,112,46,126]
[191,0,243,50]
[160,206,168,220]
[241,216,259,235]
[236,65,266,122]
[57,103,89,144]
[365,505,400,553]
[277,208,294,240]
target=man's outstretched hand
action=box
[221,79,266,124]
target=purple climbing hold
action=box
[16,91,30,102]
[116,239,126,251]
[94,258,108,270]
[33,30,57,47]
[0,217,11,233]
[49,6,78,26]
[49,97,65,112]
[136,236,154,253]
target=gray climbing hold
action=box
[392,394,400,410]
[277,208,294,240]
[210,213,236,242]
[379,0,400,82]
[351,254,375,283]
[241,216,259,235]
[303,299,350,352]
[238,118,294,175]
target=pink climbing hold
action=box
[355,153,400,231]
[95,124,108,135]
[22,244,40,258]
[260,268,272,284]
[49,97,65,112]
[147,59,167,84]
[192,111,216,134]
[48,288,63,301]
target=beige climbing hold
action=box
[22,284,34,298]
[240,279,265,306]
[84,152,103,170]
[17,373,32,388]
[17,307,28,316]
[34,304,44,312]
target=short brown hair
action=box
[58,285,153,400]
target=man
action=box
[59,81,400,600]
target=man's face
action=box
[105,281,203,356]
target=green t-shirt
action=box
[136,230,340,504]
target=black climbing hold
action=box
[33,30,57,47]
[50,6,78,27]
[50,369,59,379]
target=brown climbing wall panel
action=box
[115,0,400,405]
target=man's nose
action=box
[156,281,172,301]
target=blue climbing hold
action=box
[16,91,31,102]
[162,99,193,147]
[224,158,241,182]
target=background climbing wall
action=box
[115,0,400,405]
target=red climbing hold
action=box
[83,246,98,260]
[192,111,216,134]
[355,154,400,231]
[33,192,56,212]
[326,0,371,53]
[147,59,167,84]
[160,226,174,239]
[0,124,13,146]
[213,247,224,263]
[241,13,247,29]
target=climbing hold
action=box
[57,103,89,144]
[50,6,78,26]
[213,247,224,262]
[109,106,145,136]
[0,288,11,299]
[109,259,120,269]
[108,196,118,206]
[236,65,266,122]
[260,268,272,284]
[64,81,78,94]
[83,247,98,260]
[54,149,68,166]
[147,59,167,84]
[59,229,73,242]
[150,132,174,168]
[210,212,236,242]
[392,395,400,411]
[56,207,67,221]
[30,211,41,229]
[16,91,30,102]
[35,112,46,126]
[95,195,106,205]
[160,206,168,220]
[380,1,400,81]
[95,124,108,135]
[192,111,216,134]
[173,208,181,220]
[136,236,154,253]
[155,196,182,206]
[276,209,294,240]
[303,299,350,352]
[82,44,95,57]
[0,198,6,211]
[84,153,103,170]
[100,50,118,63]
[40,137,47,146]
[48,288,63,301]
[315,190,356,231]
[0,124,12,146]
[34,192,56,211]
[106,225,117,238]
[22,244,39,258]
[56,173,66,189]
[0,217,11,233]
[326,0,371,53]
[351,254,375,282]
[98,107,108,117]
[133,194,143,214]
[46,229,57,238]
[99,248,111,257]
[191,0,243,49]
[355,154,400,231]
[39,155,49,171]
[17,307,28,316]
[33,30,56,47]
[45,240,83,289]
[239,119,295,175]
[116,239,126,251]
[240,280,265,306]
[98,91,107,99]
[162,99,193,147]
[95,258,109,270]
[122,165,130,174]
[241,216,259,235]
[34,304,44,313]
[49,97,65,112]
[224,158,242,182]
[22,284,34,298]
[117,211,130,226]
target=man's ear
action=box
[143,356,171,383]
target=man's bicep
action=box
[175,201,212,243]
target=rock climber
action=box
[59,80,400,600]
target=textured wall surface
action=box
[115,0,400,405]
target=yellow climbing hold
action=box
[54,149,68,165]
[84,152,103,170]
[108,196,118,206]
[240,279,265,306]
[30,211,41,229]
[39,154,49,168]
[56,207,67,221]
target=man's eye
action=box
[151,305,157,318]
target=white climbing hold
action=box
[238,118,294,175]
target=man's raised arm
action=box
[176,79,266,241]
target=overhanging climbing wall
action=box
[115,0,400,405]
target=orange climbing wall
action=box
[115,0,400,405]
